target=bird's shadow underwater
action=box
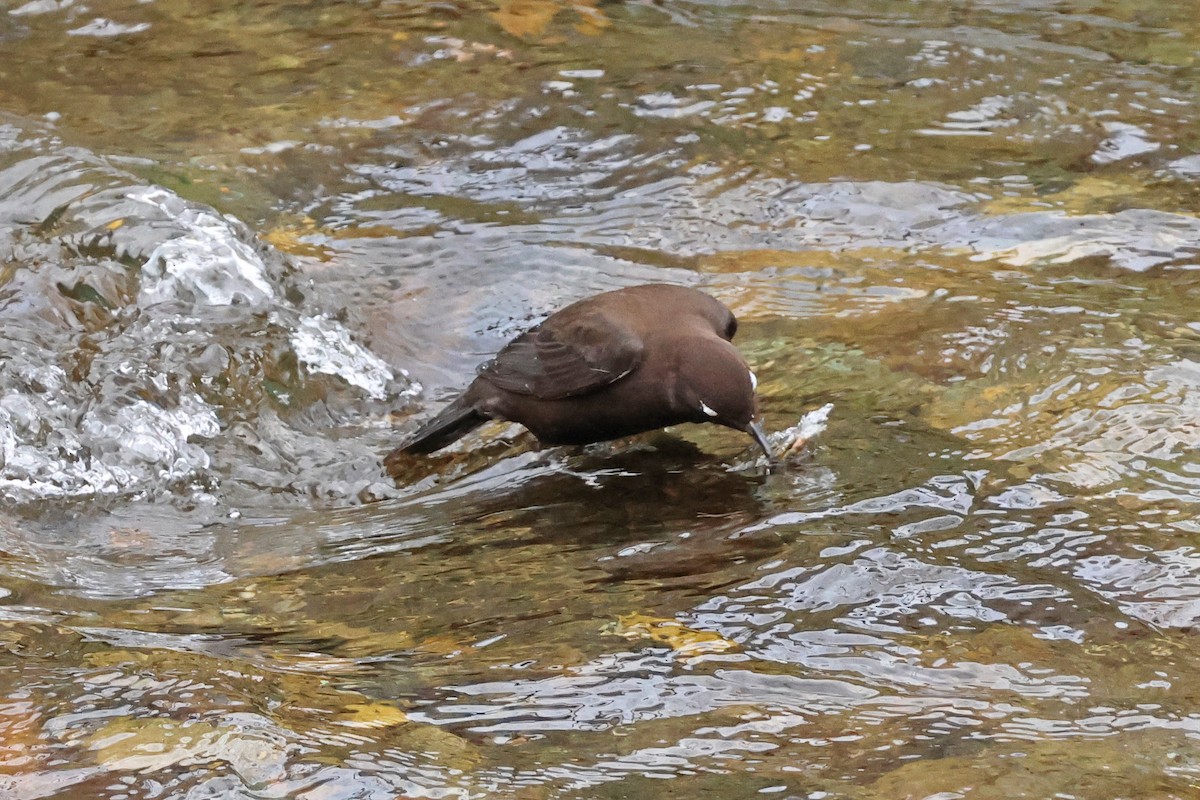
[385,430,788,583]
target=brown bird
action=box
[387,284,772,463]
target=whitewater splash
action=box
[0,139,417,507]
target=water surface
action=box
[3,0,1200,797]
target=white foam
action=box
[135,188,276,307]
[67,18,151,37]
[9,0,75,16]
[290,314,398,401]
[1,386,219,502]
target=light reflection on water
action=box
[3,0,1200,797]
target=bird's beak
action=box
[746,419,777,465]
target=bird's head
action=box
[673,337,774,462]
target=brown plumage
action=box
[387,284,772,463]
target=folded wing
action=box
[478,311,644,399]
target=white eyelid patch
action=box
[700,401,719,417]
[749,370,758,391]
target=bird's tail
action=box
[386,396,486,462]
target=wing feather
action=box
[478,312,643,399]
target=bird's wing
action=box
[477,310,644,399]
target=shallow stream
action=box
[4,1,1200,797]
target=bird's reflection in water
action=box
[451,435,786,584]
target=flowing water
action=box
[3,0,1200,797]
